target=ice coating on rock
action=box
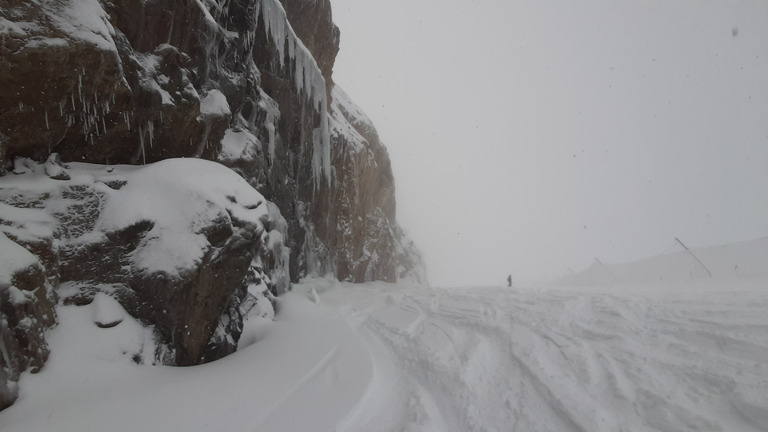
[253,0,331,186]
[257,89,280,164]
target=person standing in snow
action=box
[507,274,512,287]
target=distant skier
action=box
[507,274,512,287]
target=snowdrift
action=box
[2,238,767,431]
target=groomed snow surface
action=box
[2,241,768,431]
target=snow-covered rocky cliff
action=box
[0,0,424,409]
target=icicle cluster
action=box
[56,69,120,146]
[251,0,332,187]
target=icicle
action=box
[312,104,331,189]
[253,0,332,186]
[195,120,212,157]
[138,124,146,164]
[258,89,280,164]
[147,121,154,148]
[266,121,275,162]
[166,11,175,44]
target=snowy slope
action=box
[332,281,768,431]
[554,236,768,287]
[0,291,371,432]
[1,240,767,431]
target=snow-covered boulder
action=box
[0,158,290,375]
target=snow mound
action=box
[198,89,231,119]
[91,293,126,328]
[219,128,261,164]
[95,158,267,276]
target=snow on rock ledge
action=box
[42,0,119,53]
[96,158,267,278]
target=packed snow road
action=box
[316,278,768,432]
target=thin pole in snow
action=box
[675,237,712,277]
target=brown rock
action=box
[0,249,57,411]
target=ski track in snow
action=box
[2,277,767,431]
[321,279,768,432]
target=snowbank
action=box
[0,288,371,432]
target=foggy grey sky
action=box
[330,0,768,287]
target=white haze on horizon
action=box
[331,0,768,287]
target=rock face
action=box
[0,233,58,411]
[326,86,426,282]
[0,0,423,284]
[0,0,425,410]
[0,175,60,410]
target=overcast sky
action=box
[330,0,768,287]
